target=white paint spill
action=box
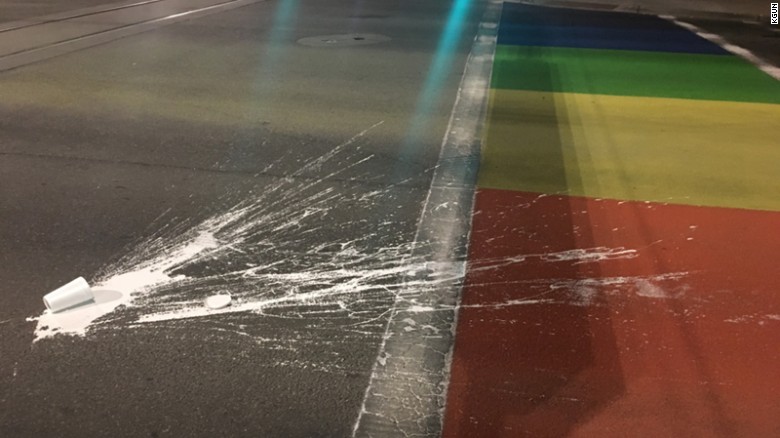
[31,122,472,340]
[634,279,667,299]
[27,122,690,344]
[205,294,232,309]
[32,230,218,339]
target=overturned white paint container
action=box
[43,277,94,313]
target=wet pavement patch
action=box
[297,33,390,48]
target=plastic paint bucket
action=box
[43,277,94,313]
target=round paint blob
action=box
[205,294,232,309]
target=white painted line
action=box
[663,15,780,81]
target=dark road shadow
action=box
[444,44,625,437]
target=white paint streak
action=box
[545,272,689,304]
[540,247,637,265]
[135,260,439,324]
[726,314,780,324]
[468,246,639,273]
[664,16,780,80]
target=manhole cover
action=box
[297,33,391,47]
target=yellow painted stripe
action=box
[479,89,780,212]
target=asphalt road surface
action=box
[0,0,487,436]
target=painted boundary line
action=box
[0,0,266,73]
[660,15,780,81]
[352,1,502,436]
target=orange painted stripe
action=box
[444,188,780,437]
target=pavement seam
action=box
[0,0,164,33]
[0,150,433,190]
[0,0,267,73]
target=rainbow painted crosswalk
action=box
[444,3,780,436]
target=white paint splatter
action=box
[725,314,780,325]
[32,230,218,339]
[22,122,484,345]
[468,246,638,273]
[31,122,394,340]
[544,272,688,305]
[573,286,598,306]
[540,247,637,265]
[27,119,691,343]
[634,279,667,299]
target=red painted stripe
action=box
[444,188,780,437]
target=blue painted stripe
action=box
[501,2,676,28]
[498,24,729,54]
[499,3,728,55]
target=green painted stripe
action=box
[492,45,780,104]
